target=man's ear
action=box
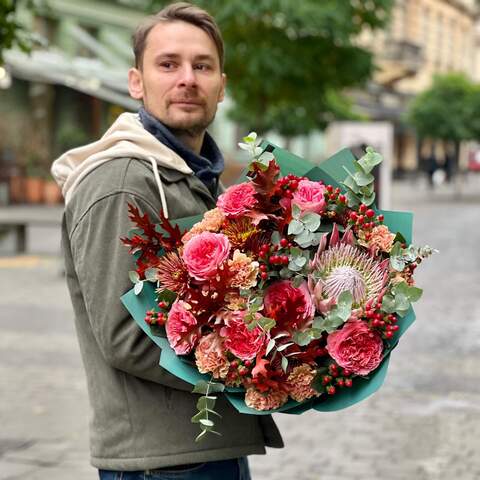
[218,73,227,103]
[128,68,144,100]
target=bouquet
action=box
[121,133,435,441]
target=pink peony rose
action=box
[264,280,315,331]
[220,311,266,361]
[326,320,384,375]
[217,182,257,217]
[182,231,230,281]
[290,179,327,214]
[166,301,200,355]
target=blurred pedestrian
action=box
[51,3,282,479]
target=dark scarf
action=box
[138,107,224,196]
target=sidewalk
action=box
[1,178,479,480]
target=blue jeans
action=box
[98,457,251,480]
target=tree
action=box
[407,73,479,179]
[0,0,37,65]
[147,0,393,138]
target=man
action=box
[51,2,283,479]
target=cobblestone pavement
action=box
[1,176,479,480]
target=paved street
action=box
[0,175,479,480]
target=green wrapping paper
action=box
[121,142,416,415]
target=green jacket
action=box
[61,157,283,471]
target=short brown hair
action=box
[132,2,225,71]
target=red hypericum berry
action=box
[372,319,380,328]
[344,378,353,388]
[359,204,367,213]
[326,386,336,395]
[391,325,400,331]
[366,209,375,218]
[329,193,337,201]
[239,367,249,376]
[280,238,288,248]
[334,187,341,195]
[260,264,267,272]
[158,301,168,309]
[231,360,239,368]
[378,214,384,222]
[322,375,332,386]
[244,360,252,367]
[285,189,293,198]
[376,302,382,309]
[342,369,352,377]
[336,379,345,387]
[349,211,358,221]
[357,215,365,224]
[281,255,289,265]
[269,255,278,264]
[339,194,346,203]
[290,180,299,189]
[273,245,279,251]
[260,272,268,280]
[385,331,394,339]
[326,185,334,193]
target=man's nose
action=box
[177,65,197,88]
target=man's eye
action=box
[194,64,211,71]
[159,62,175,69]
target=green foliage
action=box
[313,290,353,333]
[147,0,394,136]
[342,147,383,207]
[288,206,323,248]
[382,282,423,318]
[191,378,224,442]
[0,0,41,65]
[407,73,479,142]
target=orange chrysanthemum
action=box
[286,364,320,402]
[244,387,289,411]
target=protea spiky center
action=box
[313,243,388,306]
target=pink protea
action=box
[245,387,289,411]
[310,224,389,308]
[286,364,320,402]
[194,331,230,379]
[166,301,200,355]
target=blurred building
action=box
[356,0,480,174]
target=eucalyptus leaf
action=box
[358,147,383,173]
[353,170,375,187]
[197,396,216,411]
[129,271,140,284]
[145,267,159,282]
[288,219,304,235]
[294,229,314,246]
[291,204,302,219]
[134,281,144,295]
[302,212,321,232]
[292,275,304,288]
[294,256,307,267]
[271,231,281,245]
[192,380,209,395]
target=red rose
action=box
[166,301,200,355]
[264,280,314,331]
[220,311,266,361]
[326,320,384,375]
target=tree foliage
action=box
[146,0,394,137]
[0,0,37,65]
[407,73,477,142]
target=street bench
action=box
[0,206,63,254]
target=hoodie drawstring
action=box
[150,157,169,219]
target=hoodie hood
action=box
[51,112,193,206]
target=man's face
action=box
[128,21,226,135]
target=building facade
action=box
[357,0,479,173]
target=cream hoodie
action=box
[51,112,193,216]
